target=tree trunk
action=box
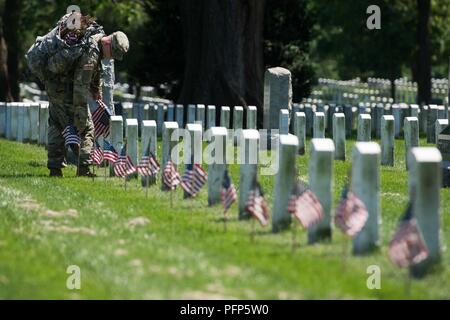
[416,0,431,105]
[3,0,22,101]
[178,0,265,127]
[0,14,12,102]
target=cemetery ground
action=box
[0,137,449,300]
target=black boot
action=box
[77,165,97,177]
[49,168,63,177]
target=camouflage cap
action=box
[111,31,129,61]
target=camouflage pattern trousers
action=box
[45,80,95,169]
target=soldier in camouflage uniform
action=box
[45,25,129,177]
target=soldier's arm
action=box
[90,65,102,100]
[73,49,100,130]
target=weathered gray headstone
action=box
[357,114,371,141]
[351,142,381,255]
[176,104,184,128]
[308,138,335,243]
[246,106,257,129]
[187,104,196,124]
[419,105,428,135]
[184,123,203,197]
[427,105,439,143]
[408,147,442,277]
[435,119,448,144]
[410,104,419,119]
[162,121,179,167]
[110,115,123,176]
[404,117,419,169]
[185,123,203,165]
[333,113,346,160]
[343,105,353,138]
[162,121,180,189]
[293,112,306,155]
[122,102,133,120]
[313,112,325,138]
[38,103,49,145]
[233,106,244,144]
[263,67,292,130]
[148,104,157,121]
[167,104,175,121]
[272,134,298,233]
[207,127,228,206]
[141,120,157,186]
[304,105,314,137]
[373,103,384,138]
[279,109,290,134]
[125,118,139,176]
[392,104,401,138]
[16,104,25,143]
[207,105,216,129]
[220,106,231,128]
[239,129,260,219]
[381,115,395,166]
[196,104,205,129]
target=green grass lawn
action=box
[0,136,449,299]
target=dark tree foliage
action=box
[264,0,314,101]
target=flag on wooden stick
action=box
[388,203,428,268]
[89,141,103,165]
[92,99,112,137]
[103,140,118,163]
[62,125,81,146]
[221,170,237,214]
[334,186,368,237]
[137,146,160,178]
[245,179,270,226]
[287,180,323,229]
[180,162,207,197]
[113,143,136,178]
[162,160,181,190]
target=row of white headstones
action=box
[0,101,443,276]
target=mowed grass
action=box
[0,135,449,300]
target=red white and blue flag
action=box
[92,99,112,137]
[103,140,118,163]
[137,146,160,177]
[89,141,103,165]
[62,125,81,146]
[334,186,368,237]
[287,181,323,229]
[162,160,181,190]
[180,163,208,197]
[245,181,270,226]
[221,170,237,213]
[388,203,428,268]
[114,143,136,178]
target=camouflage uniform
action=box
[45,33,104,169]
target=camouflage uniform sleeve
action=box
[90,64,102,100]
[73,49,100,131]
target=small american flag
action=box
[388,203,428,268]
[180,163,208,197]
[287,181,323,229]
[103,140,118,163]
[89,141,103,165]
[62,125,81,146]
[221,170,237,213]
[113,143,136,178]
[162,160,181,190]
[137,146,160,177]
[245,182,270,226]
[334,186,368,237]
[92,99,112,137]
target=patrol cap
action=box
[111,31,129,61]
